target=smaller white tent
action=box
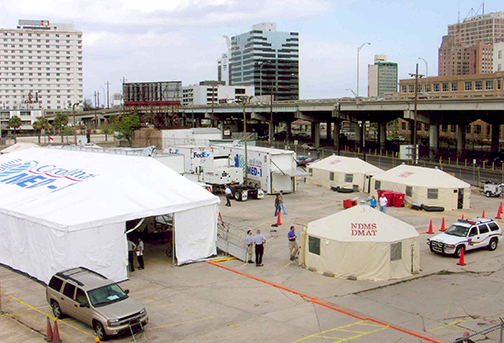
[306,155,383,191]
[305,205,420,281]
[370,165,470,210]
[1,142,39,154]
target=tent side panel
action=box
[0,214,127,284]
[389,238,420,279]
[175,204,218,265]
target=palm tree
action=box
[8,115,22,142]
[32,116,51,143]
[53,113,68,138]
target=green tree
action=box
[114,113,141,144]
[53,113,69,135]
[8,115,22,137]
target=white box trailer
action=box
[212,144,300,194]
[164,145,215,173]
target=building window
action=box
[375,180,381,190]
[406,186,412,197]
[308,236,320,255]
[486,80,494,90]
[475,81,483,90]
[433,84,439,92]
[466,125,472,134]
[464,82,472,91]
[401,85,407,93]
[427,189,438,199]
[442,83,449,92]
[451,125,456,133]
[401,122,406,130]
[390,242,402,261]
[345,174,353,183]
[474,124,481,135]
[451,83,458,91]
[408,85,414,93]
[441,125,448,133]
[498,80,502,90]
[425,84,431,92]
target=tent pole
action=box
[125,218,145,235]
[171,217,176,267]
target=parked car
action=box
[427,218,502,257]
[46,267,148,341]
[298,157,320,167]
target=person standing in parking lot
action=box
[288,226,298,261]
[279,190,287,215]
[274,194,281,217]
[379,194,388,213]
[225,186,232,207]
[128,239,136,272]
[254,230,266,266]
[137,238,145,270]
[246,230,254,263]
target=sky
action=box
[1,0,502,103]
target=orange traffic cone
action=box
[276,211,282,226]
[52,320,61,343]
[45,316,53,342]
[457,246,466,266]
[496,202,503,219]
[440,217,446,232]
[95,335,101,343]
[482,210,486,218]
[461,214,464,220]
[427,220,434,234]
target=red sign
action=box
[398,171,414,178]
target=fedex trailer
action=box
[164,145,214,173]
[212,144,300,194]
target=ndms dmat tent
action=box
[0,148,220,284]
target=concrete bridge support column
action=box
[354,122,362,150]
[457,124,466,158]
[333,120,341,153]
[491,123,500,153]
[326,121,332,141]
[429,123,439,160]
[313,122,321,147]
[286,121,292,142]
[379,122,386,151]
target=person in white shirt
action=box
[225,186,232,207]
[245,230,254,263]
[379,194,388,213]
[253,230,266,266]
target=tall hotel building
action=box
[439,12,504,76]
[225,23,299,101]
[0,20,83,110]
[368,55,398,97]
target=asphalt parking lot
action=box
[1,179,504,343]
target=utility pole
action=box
[409,64,424,164]
[269,85,275,146]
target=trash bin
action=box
[380,191,394,207]
[392,193,405,207]
[352,185,359,192]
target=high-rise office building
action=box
[227,23,299,101]
[0,20,83,110]
[368,55,398,97]
[439,11,504,76]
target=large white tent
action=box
[305,205,420,281]
[0,148,220,284]
[369,164,470,210]
[306,155,383,192]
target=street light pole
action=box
[357,42,371,97]
[418,57,428,79]
[72,102,81,145]
[409,64,424,164]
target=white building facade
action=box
[182,83,254,106]
[0,20,83,111]
[494,42,504,72]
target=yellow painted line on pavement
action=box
[289,320,389,342]
[146,316,215,330]
[212,256,236,262]
[200,330,259,343]
[426,319,467,332]
[0,313,21,317]
[444,299,452,319]
[0,290,94,337]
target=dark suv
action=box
[46,267,148,340]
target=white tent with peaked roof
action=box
[0,148,220,284]
[369,164,470,210]
[305,205,420,281]
[306,155,383,191]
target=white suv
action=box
[428,218,502,257]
